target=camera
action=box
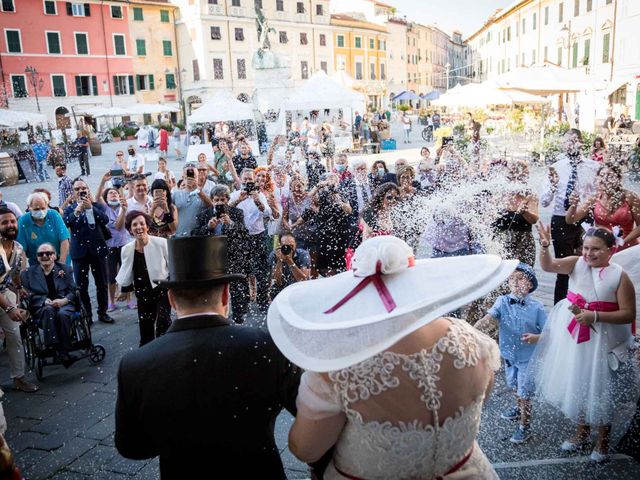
[215,204,225,218]
[280,244,293,256]
[112,177,124,189]
[186,168,195,178]
[79,191,88,198]
[244,181,257,193]
[442,136,453,147]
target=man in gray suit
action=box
[21,242,78,367]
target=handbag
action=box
[608,341,632,372]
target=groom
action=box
[115,236,301,479]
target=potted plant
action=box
[110,127,123,142]
[124,127,137,140]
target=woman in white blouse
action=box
[116,211,171,346]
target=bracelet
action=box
[538,239,550,248]
[4,306,15,314]
[593,311,599,324]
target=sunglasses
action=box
[116,153,124,156]
[37,251,55,257]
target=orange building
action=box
[331,13,388,110]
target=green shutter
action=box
[136,39,146,56]
[149,75,154,90]
[91,75,98,95]
[133,7,143,21]
[136,75,142,91]
[76,33,88,54]
[75,75,82,95]
[166,73,176,89]
[572,43,578,68]
[602,33,610,63]
[584,39,590,65]
[160,10,170,22]
[163,40,172,56]
[84,3,90,16]
[113,75,119,95]
[47,32,61,54]
[6,31,20,53]
[128,75,135,94]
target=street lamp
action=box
[560,22,572,68]
[166,67,187,123]
[445,63,451,91]
[24,65,44,112]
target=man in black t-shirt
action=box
[231,141,257,173]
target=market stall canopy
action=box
[281,71,365,111]
[0,109,47,128]
[493,64,603,95]
[83,106,129,118]
[129,103,180,114]
[392,91,421,102]
[431,81,548,107]
[422,90,441,101]
[187,92,254,123]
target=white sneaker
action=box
[590,450,609,463]
[560,439,590,452]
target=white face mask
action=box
[107,200,120,207]
[31,209,47,220]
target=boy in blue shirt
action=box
[475,262,546,444]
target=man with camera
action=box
[63,179,114,324]
[229,169,272,312]
[173,164,213,237]
[193,185,250,323]
[270,233,310,299]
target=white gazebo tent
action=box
[186,91,258,159]
[0,109,47,128]
[431,81,549,108]
[279,71,365,150]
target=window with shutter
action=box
[114,35,126,55]
[1,0,15,12]
[279,31,287,44]
[84,3,90,16]
[149,75,154,90]
[213,59,224,80]
[10,75,26,98]
[165,73,176,89]
[136,75,143,91]
[316,4,323,15]
[211,26,222,40]
[276,0,283,12]
[583,38,590,65]
[193,60,200,81]
[163,40,172,56]
[300,33,307,45]
[572,42,578,67]
[320,61,327,73]
[128,75,135,94]
[52,75,66,96]
[5,30,21,53]
[160,10,169,22]
[136,39,146,56]
[296,2,304,14]
[75,76,82,95]
[113,75,120,95]
[133,7,143,21]
[91,76,97,95]
[235,28,244,41]
[319,34,326,46]
[602,32,610,63]
[44,1,57,15]
[111,5,122,18]
[47,32,61,54]
[237,59,246,79]
[75,33,89,54]
[300,61,308,79]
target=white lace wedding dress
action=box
[297,318,500,479]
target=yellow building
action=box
[331,13,388,110]
[128,0,181,120]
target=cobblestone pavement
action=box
[1,135,639,479]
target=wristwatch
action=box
[538,239,550,248]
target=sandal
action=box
[127,300,138,309]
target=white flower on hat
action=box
[352,236,414,278]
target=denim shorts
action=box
[505,359,534,400]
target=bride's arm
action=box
[288,372,347,463]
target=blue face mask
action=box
[107,200,120,207]
[31,209,47,220]
[336,164,346,172]
[377,167,385,177]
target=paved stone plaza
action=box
[1,130,639,479]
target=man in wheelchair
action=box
[21,243,78,368]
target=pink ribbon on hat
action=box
[566,291,619,343]
[324,258,415,314]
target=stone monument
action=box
[251,6,294,118]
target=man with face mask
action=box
[0,208,39,392]
[540,128,599,303]
[17,192,70,266]
[127,145,145,175]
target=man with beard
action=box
[540,129,598,303]
[0,208,39,392]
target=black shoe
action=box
[98,313,114,324]
[56,352,77,369]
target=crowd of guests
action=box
[0,123,639,478]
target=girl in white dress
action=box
[534,224,637,462]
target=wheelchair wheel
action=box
[20,324,34,369]
[88,345,106,365]
[35,356,44,381]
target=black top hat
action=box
[155,236,245,289]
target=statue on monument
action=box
[253,5,286,69]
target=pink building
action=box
[0,0,136,127]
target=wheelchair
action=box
[20,290,106,381]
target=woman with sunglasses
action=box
[565,162,640,251]
[360,183,400,242]
[533,224,637,463]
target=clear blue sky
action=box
[388,0,514,38]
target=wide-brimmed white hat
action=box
[268,236,517,372]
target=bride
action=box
[268,236,517,479]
